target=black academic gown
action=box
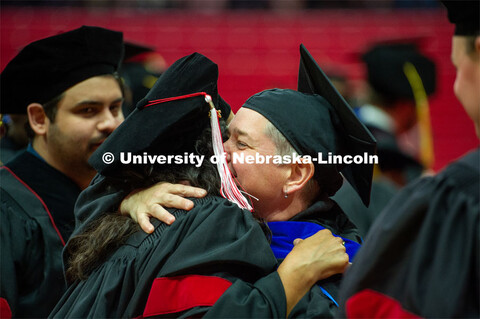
[337,148,480,318]
[0,135,25,164]
[333,178,398,237]
[50,196,286,318]
[1,151,81,318]
[66,174,361,318]
[272,198,362,318]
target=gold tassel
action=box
[403,62,435,169]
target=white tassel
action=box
[205,94,253,211]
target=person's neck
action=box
[262,195,309,222]
[32,138,94,190]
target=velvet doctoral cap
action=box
[366,125,423,177]
[242,44,376,206]
[90,52,229,176]
[123,41,155,61]
[0,26,124,114]
[441,0,480,35]
[121,42,163,117]
[362,43,436,102]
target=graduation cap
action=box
[366,125,423,174]
[90,52,251,210]
[121,42,231,119]
[362,43,436,102]
[441,0,480,35]
[242,44,376,206]
[123,41,155,62]
[0,26,124,114]
[121,42,163,116]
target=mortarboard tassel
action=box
[403,62,435,170]
[205,94,254,211]
[144,92,253,211]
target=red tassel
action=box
[145,92,253,211]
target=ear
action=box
[27,103,49,136]
[283,161,315,196]
[475,36,480,54]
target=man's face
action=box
[451,36,480,133]
[224,107,290,219]
[46,75,124,172]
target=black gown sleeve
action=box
[63,173,133,269]
[72,174,132,235]
[1,189,65,318]
[137,197,288,318]
[337,149,480,318]
[288,285,338,318]
[1,194,35,316]
[203,272,286,318]
[51,197,287,318]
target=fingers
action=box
[163,183,207,198]
[319,251,349,279]
[295,229,350,280]
[120,188,143,217]
[120,182,207,234]
[152,183,206,210]
[293,230,344,250]
[151,205,176,225]
[324,237,350,277]
[293,238,303,246]
[137,206,176,234]
[156,193,195,211]
[312,229,345,250]
[137,213,155,234]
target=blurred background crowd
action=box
[1,0,477,173]
[2,0,442,9]
[1,2,479,317]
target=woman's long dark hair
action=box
[66,123,224,283]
